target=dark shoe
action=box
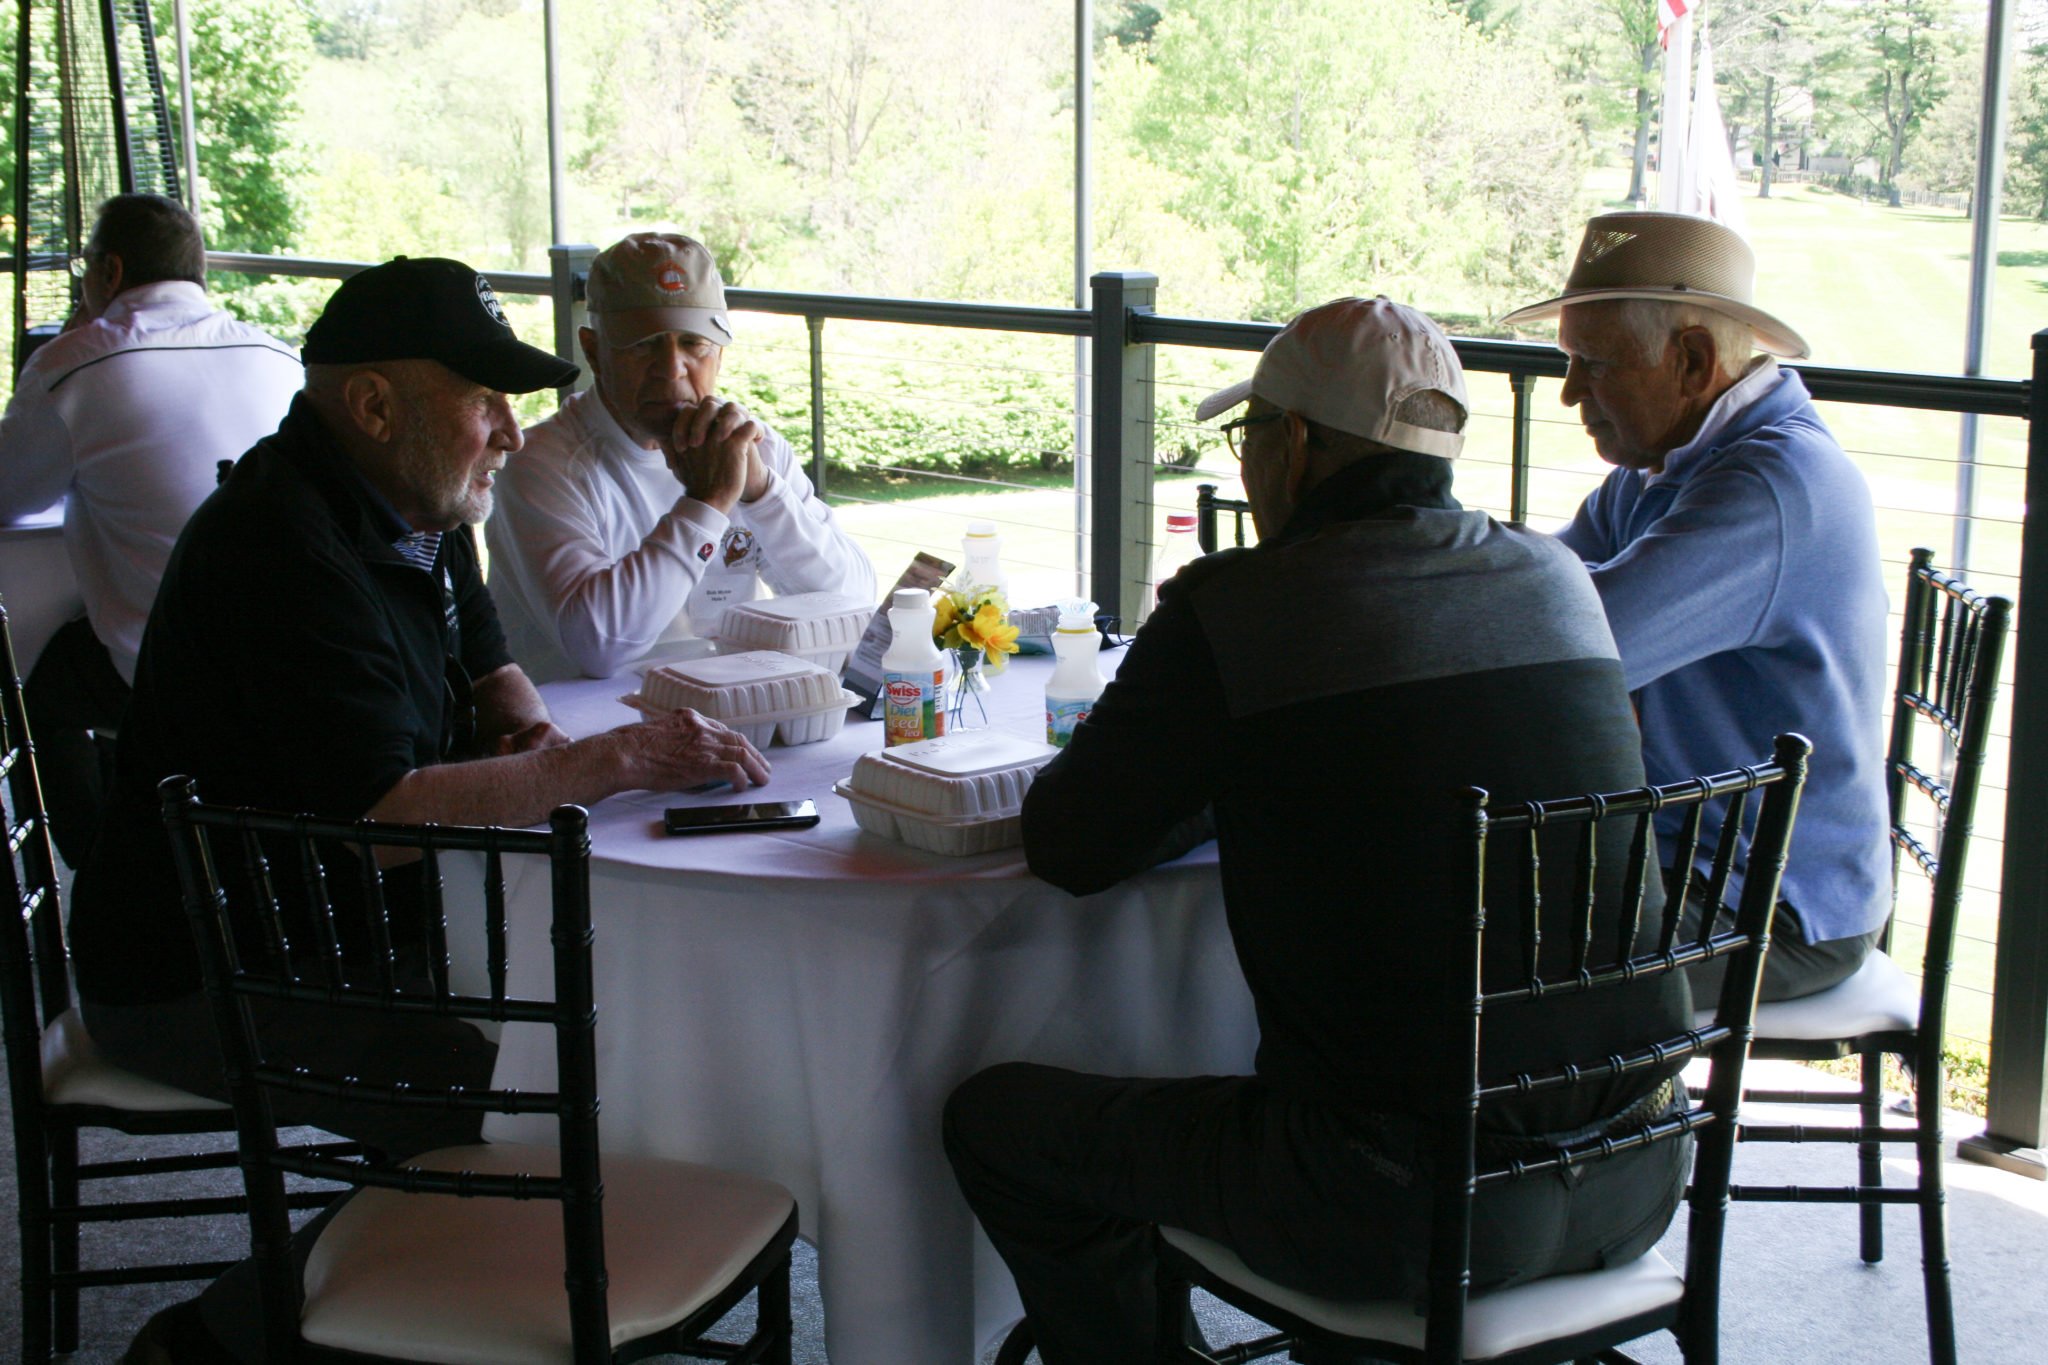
[119,1298,239,1365]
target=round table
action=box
[465,652,1255,1364]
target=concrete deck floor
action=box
[3,1060,2044,1363]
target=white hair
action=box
[1610,299,1754,381]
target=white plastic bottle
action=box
[961,520,1008,597]
[1044,599,1106,748]
[881,588,948,746]
[1152,512,1201,600]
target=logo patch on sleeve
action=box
[697,541,715,562]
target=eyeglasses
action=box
[1221,411,1284,462]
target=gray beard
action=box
[394,427,490,528]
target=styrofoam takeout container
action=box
[715,592,875,675]
[636,650,857,747]
[835,731,1059,855]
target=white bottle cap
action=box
[892,587,931,611]
[965,520,999,539]
[1056,599,1099,632]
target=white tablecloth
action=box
[0,505,83,671]
[467,652,1256,1364]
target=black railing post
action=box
[546,243,594,398]
[1509,372,1536,524]
[1089,271,1156,627]
[808,314,827,497]
[1962,327,2048,1179]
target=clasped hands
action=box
[664,396,771,514]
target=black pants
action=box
[21,616,127,869]
[1679,883,1883,1004]
[86,982,497,1362]
[943,1063,1690,1365]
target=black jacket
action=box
[1022,454,1687,1133]
[71,395,513,1005]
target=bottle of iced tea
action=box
[881,588,947,746]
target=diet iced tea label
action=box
[883,669,947,745]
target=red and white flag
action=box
[1659,0,1691,50]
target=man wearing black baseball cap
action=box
[76,257,777,1364]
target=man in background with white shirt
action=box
[0,193,301,866]
[486,232,873,681]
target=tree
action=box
[1446,1,1525,36]
[1597,0,1660,206]
[1711,0,1838,198]
[1905,60,1981,200]
[310,0,386,60]
[1524,1,1631,159]
[1860,0,1963,205]
[1129,0,1583,321]
[399,3,550,269]
[2006,43,2048,219]
[151,0,312,254]
[1102,1,1161,49]
[0,0,16,257]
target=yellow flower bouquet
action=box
[932,584,1022,672]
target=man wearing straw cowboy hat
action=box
[1503,210,1890,1003]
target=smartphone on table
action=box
[663,800,821,835]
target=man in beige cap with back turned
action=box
[945,297,1690,1363]
[1503,211,1890,1003]
[487,232,873,681]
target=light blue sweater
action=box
[1556,363,1892,944]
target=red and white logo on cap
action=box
[656,265,688,293]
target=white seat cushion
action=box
[1160,1227,1682,1361]
[39,1006,230,1112]
[300,1142,795,1365]
[1692,949,1918,1041]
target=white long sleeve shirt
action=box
[0,281,302,680]
[485,388,875,681]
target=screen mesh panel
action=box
[13,0,180,369]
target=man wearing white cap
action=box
[945,297,1690,1363]
[487,232,873,681]
[1503,211,1889,1002]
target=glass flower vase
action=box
[949,646,993,731]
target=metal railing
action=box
[204,247,2048,1172]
